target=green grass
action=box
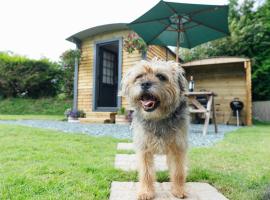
[188,125,270,200]
[0,98,72,115]
[0,115,65,121]
[0,124,269,200]
[0,125,135,200]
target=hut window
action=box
[102,51,115,85]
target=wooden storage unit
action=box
[182,57,252,125]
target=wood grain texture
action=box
[147,45,175,61]
[245,61,252,125]
[184,62,251,125]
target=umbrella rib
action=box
[158,20,178,31]
[130,17,170,25]
[147,23,172,45]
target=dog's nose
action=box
[141,81,152,90]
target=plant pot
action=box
[115,115,129,124]
[68,116,79,123]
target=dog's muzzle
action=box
[139,93,160,112]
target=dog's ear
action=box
[119,71,130,97]
[120,60,148,97]
[171,62,187,93]
[119,68,134,97]
[178,67,188,93]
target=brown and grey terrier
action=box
[121,58,189,200]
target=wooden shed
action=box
[67,23,176,123]
[182,57,252,125]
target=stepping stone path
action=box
[117,143,134,151]
[115,154,167,171]
[110,182,228,200]
[110,143,229,200]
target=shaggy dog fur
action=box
[121,58,189,200]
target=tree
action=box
[59,49,80,98]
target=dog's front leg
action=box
[167,147,187,199]
[137,150,155,200]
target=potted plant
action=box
[124,32,148,55]
[65,108,86,123]
[115,107,129,124]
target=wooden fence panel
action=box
[253,101,270,122]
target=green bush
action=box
[59,49,80,98]
[117,107,126,115]
[0,52,63,98]
[253,58,270,100]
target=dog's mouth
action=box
[139,93,160,112]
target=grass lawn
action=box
[0,98,72,115]
[0,98,70,121]
[0,115,65,121]
[0,124,269,200]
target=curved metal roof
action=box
[182,56,250,67]
[66,23,177,58]
[66,23,129,44]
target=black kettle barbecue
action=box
[227,98,244,126]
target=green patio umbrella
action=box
[128,0,229,61]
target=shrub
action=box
[59,49,80,98]
[57,93,67,100]
[0,52,63,98]
[117,107,126,115]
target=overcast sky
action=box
[0,0,229,61]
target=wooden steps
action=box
[79,112,116,123]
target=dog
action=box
[121,58,189,200]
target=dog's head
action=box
[121,58,187,120]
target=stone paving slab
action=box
[117,143,134,151]
[115,154,167,171]
[109,182,228,200]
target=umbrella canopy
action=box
[128,0,229,61]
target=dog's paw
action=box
[137,191,154,200]
[171,187,187,199]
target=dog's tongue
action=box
[141,100,155,110]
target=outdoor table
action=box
[184,91,218,135]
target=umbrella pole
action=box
[176,31,180,63]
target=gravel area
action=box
[0,120,239,147]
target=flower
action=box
[124,32,147,54]
[64,108,86,118]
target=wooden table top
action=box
[184,91,217,96]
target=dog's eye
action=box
[156,73,167,81]
[135,74,143,80]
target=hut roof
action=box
[66,23,128,43]
[66,23,177,58]
[182,57,250,67]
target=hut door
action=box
[97,47,118,108]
